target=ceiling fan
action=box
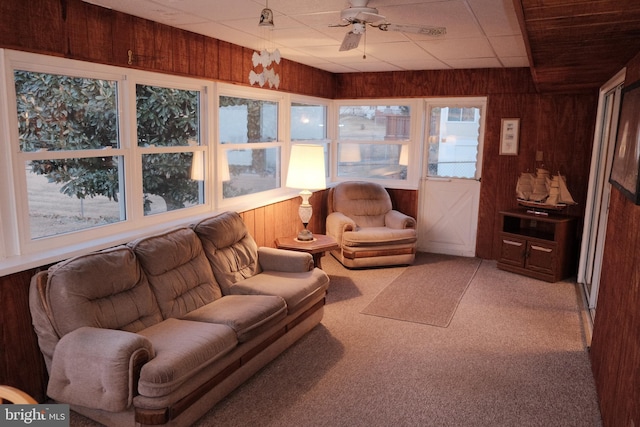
[332,0,446,52]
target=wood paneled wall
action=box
[0,0,336,98]
[590,52,640,427]
[0,0,609,412]
[0,268,49,402]
[336,70,597,259]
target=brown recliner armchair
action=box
[326,181,417,268]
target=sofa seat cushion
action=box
[136,318,237,397]
[228,269,329,313]
[129,227,222,319]
[182,295,287,342]
[342,227,417,247]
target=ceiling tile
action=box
[419,37,495,60]
[443,57,503,69]
[83,0,530,75]
[489,35,528,59]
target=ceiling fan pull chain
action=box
[363,28,367,59]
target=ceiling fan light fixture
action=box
[352,22,366,34]
[334,0,447,53]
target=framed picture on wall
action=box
[610,80,640,204]
[500,118,520,155]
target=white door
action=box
[418,98,486,257]
[578,70,625,320]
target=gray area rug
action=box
[360,252,482,327]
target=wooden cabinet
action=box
[497,210,577,282]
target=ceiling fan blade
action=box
[339,31,362,51]
[374,23,446,36]
[354,11,386,23]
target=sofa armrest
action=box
[385,210,416,229]
[326,212,356,244]
[258,247,314,272]
[47,327,154,412]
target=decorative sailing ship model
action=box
[516,168,576,214]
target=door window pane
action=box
[428,107,481,179]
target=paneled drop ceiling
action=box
[83,0,640,93]
[516,0,640,92]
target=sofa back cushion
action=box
[191,211,261,295]
[45,246,163,337]
[129,227,222,319]
[330,181,392,228]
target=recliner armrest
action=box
[326,212,357,244]
[47,327,154,412]
[258,247,314,272]
[385,210,416,229]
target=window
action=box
[14,70,125,239]
[290,101,329,177]
[1,50,485,276]
[291,102,326,141]
[427,106,483,179]
[136,84,204,215]
[219,95,281,199]
[337,104,411,181]
[2,51,217,267]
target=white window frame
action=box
[0,50,221,274]
[289,94,333,180]
[0,50,486,277]
[5,52,131,256]
[216,83,294,212]
[333,98,423,189]
[127,75,213,225]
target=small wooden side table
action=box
[275,234,339,269]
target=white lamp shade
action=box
[286,144,326,190]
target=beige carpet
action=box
[70,252,602,427]
[361,252,482,327]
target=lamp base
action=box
[297,228,314,241]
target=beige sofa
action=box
[29,211,330,427]
[326,181,417,268]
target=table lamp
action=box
[286,144,326,241]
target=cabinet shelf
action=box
[497,210,577,282]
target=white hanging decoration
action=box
[252,48,281,68]
[249,70,265,87]
[248,67,280,89]
[271,49,281,64]
[249,48,281,89]
[249,1,281,88]
[251,51,262,68]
